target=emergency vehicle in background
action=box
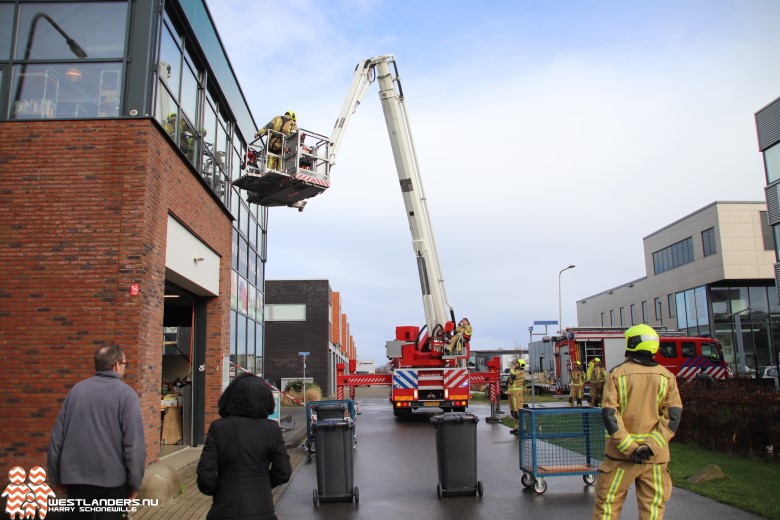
[552,327,732,387]
[233,55,500,416]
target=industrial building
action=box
[576,201,778,374]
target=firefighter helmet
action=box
[625,324,660,355]
[518,359,526,368]
[574,360,581,366]
[285,110,297,121]
[594,357,601,363]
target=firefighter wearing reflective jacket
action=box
[568,361,586,406]
[507,359,525,435]
[588,357,607,407]
[255,110,298,170]
[592,324,683,520]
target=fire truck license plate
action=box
[424,401,440,406]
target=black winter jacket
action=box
[197,374,291,520]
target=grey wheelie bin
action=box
[312,417,358,505]
[430,412,483,498]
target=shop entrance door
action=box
[162,284,206,452]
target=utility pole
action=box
[299,351,310,407]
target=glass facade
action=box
[764,142,780,184]
[0,0,269,378]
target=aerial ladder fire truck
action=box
[233,55,500,417]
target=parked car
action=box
[762,366,779,390]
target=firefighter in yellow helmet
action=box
[255,110,298,170]
[446,318,472,357]
[507,359,525,435]
[588,357,607,407]
[568,360,585,407]
[592,324,683,520]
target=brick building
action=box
[0,0,267,475]
[265,280,356,396]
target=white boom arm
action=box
[330,55,454,336]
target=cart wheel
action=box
[583,474,596,485]
[313,488,319,506]
[477,481,484,497]
[521,472,534,488]
[354,486,359,503]
[533,478,547,495]
[437,483,443,500]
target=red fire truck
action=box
[553,327,732,386]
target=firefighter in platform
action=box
[507,359,526,435]
[568,360,586,407]
[445,318,472,356]
[588,357,607,407]
[592,324,683,520]
[255,110,298,170]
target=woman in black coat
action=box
[197,373,292,520]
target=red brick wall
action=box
[331,292,341,346]
[0,119,231,478]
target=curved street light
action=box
[558,265,576,334]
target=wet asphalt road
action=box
[275,388,764,520]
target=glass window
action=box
[247,249,256,287]
[246,322,255,373]
[609,310,614,326]
[12,63,123,119]
[749,286,769,318]
[158,24,181,101]
[238,236,248,278]
[654,298,662,321]
[16,3,127,60]
[702,227,716,257]
[230,310,237,356]
[668,294,675,318]
[630,304,636,325]
[774,224,780,263]
[685,289,697,332]
[764,142,780,184]
[236,314,247,368]
[701,342,723,361]
[600,312,605,326]
[619,307,625,327]
[760,211,773,251]
[676,292,687,329]
[642,301,648,323]
[659,342,677,358]
[179,62,198,128]
[681,342,696,358]
[695,286,708,328]
[0,4,14,60]
[265,304,307,321]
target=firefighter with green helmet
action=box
[591,324,683,520]
[588,357,607,407]
[568,360,586,406]
[255,110,298,170]
[507,358,526,435]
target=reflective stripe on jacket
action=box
[601,359,683,463]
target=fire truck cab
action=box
[554,327,732,385]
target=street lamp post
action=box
[558,265,576,335]
[298,351,310,407]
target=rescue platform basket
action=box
[518,407,606,495]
